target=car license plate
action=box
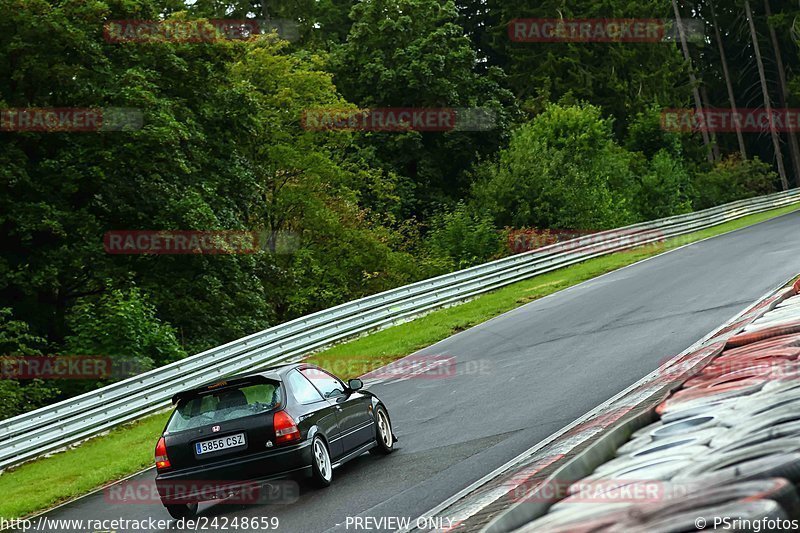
[195,433,246,455]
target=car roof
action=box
[226,362,315,381]
[170,362,321,404]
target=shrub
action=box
[63,287,186,397]
[692,155,777,210]
[424,203,505,269]
[0,308,59,419]
[472,103,638,231]
[634,149,694,220]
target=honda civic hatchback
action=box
[153,363,396,519]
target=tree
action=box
[0,308,60,418]
[692,155,777,209]
[473,104,637,230]
[745,0,789,189]
[424,203,505,269]
[0,0,419,375]
[673,0,716,162]
[634,150,694,220]
[486,0,690,139]
[62,287,186,395]
[709,0,747,160]
[763,0,800,185]
[331,0,515,218]
[226,36,421,317]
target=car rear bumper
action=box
[155,440,313,504]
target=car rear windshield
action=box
[166,382,281,432]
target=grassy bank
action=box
[2,202,798,519]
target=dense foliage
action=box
[0,0,792,416]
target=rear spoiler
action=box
[171,374,278,405]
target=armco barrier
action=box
[1,189,800,471]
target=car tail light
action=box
[273,410,301,445]
[155,437,171,470]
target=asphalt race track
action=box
[33,211,800,533]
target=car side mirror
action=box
[347,378,363,391]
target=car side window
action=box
[287,370,325,404]
[300,368,345,399]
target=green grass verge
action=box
[2,202,798,520]
[0,412,170,519]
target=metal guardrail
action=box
[1,189,799,470]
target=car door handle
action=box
[335,406,342,411]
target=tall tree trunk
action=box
[710,0,747,160]
[672,0,714,162]
[745,0,788,190]
[700,84,721,161]
[764,0,800,187]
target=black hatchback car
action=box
[154,363,396,519]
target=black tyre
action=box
[676,439,800,478]
[310,435,333,488]
[164,502,198,520]
[621,478,798,525]
[713,421,800,455]
[369,404,394,455]
[678,452,800,488]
